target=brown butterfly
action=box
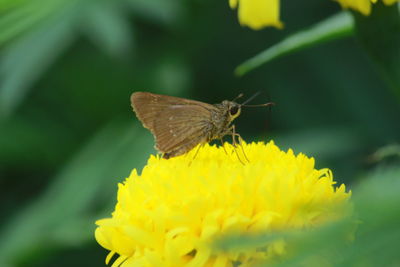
[131,92,273,159]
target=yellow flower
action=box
[95,141,351,266]
[229,0,283,30]
[229,0,399,30]
[334,0,399,16]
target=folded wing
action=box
[131,92,217,155]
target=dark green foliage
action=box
[353,1,400,97]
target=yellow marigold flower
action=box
[95,141,351,266]
[334,0,400,16]
[229,0,283,30]
[229,0,399,30]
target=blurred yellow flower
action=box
[95,141,351,266]
[335,0,399,16]
[230,0,399,30]
[229,0,283,30]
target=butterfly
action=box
[131,92,273,159]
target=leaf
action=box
[235,12,354,76]
[271,126,364,160]
[0,7,77,118]
[83,0,134,58]
[0,0,67,44]
[0,0,181,118]
[0,121,154,266]
[125,0,182,26]
[353,1,400,99]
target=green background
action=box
[1,0,399,266]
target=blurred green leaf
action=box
[272,126,364,160]
[0,0,180,118]
[367,143,400,163]
[0,115,74,166]
[339,166,400,267]
[83,0,134,58]
[0,0,69,44]
[0,0,28,11]
[235,12,353,76]
[353,2,400,99]
[0,6,77,118]
[125,0,182,25]
[0,121,154,266]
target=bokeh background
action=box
[1,0,399,266]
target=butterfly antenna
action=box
[241,91,261,105]
[267,92,274,112]
[242,102,275,107]
[232,93,244,102]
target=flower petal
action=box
[334,0,372,15]
[234,0,283,30]
[95,141,352,266]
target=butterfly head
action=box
[222,100,242,121]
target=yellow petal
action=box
[334,0,372,15]
[382,0,399,5]
[229,0,238,8]
[235,0,283,30]
[95,141,352,266]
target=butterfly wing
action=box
[131,92,218,157]
[152,104,213,155]
[131,92,213,129]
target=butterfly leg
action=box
[231,125,250,163]
[187,143,204,166]
[219,138,228,155]
[229,125,246,165]
[237,134,250,163]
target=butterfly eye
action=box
[229,106,239,116]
